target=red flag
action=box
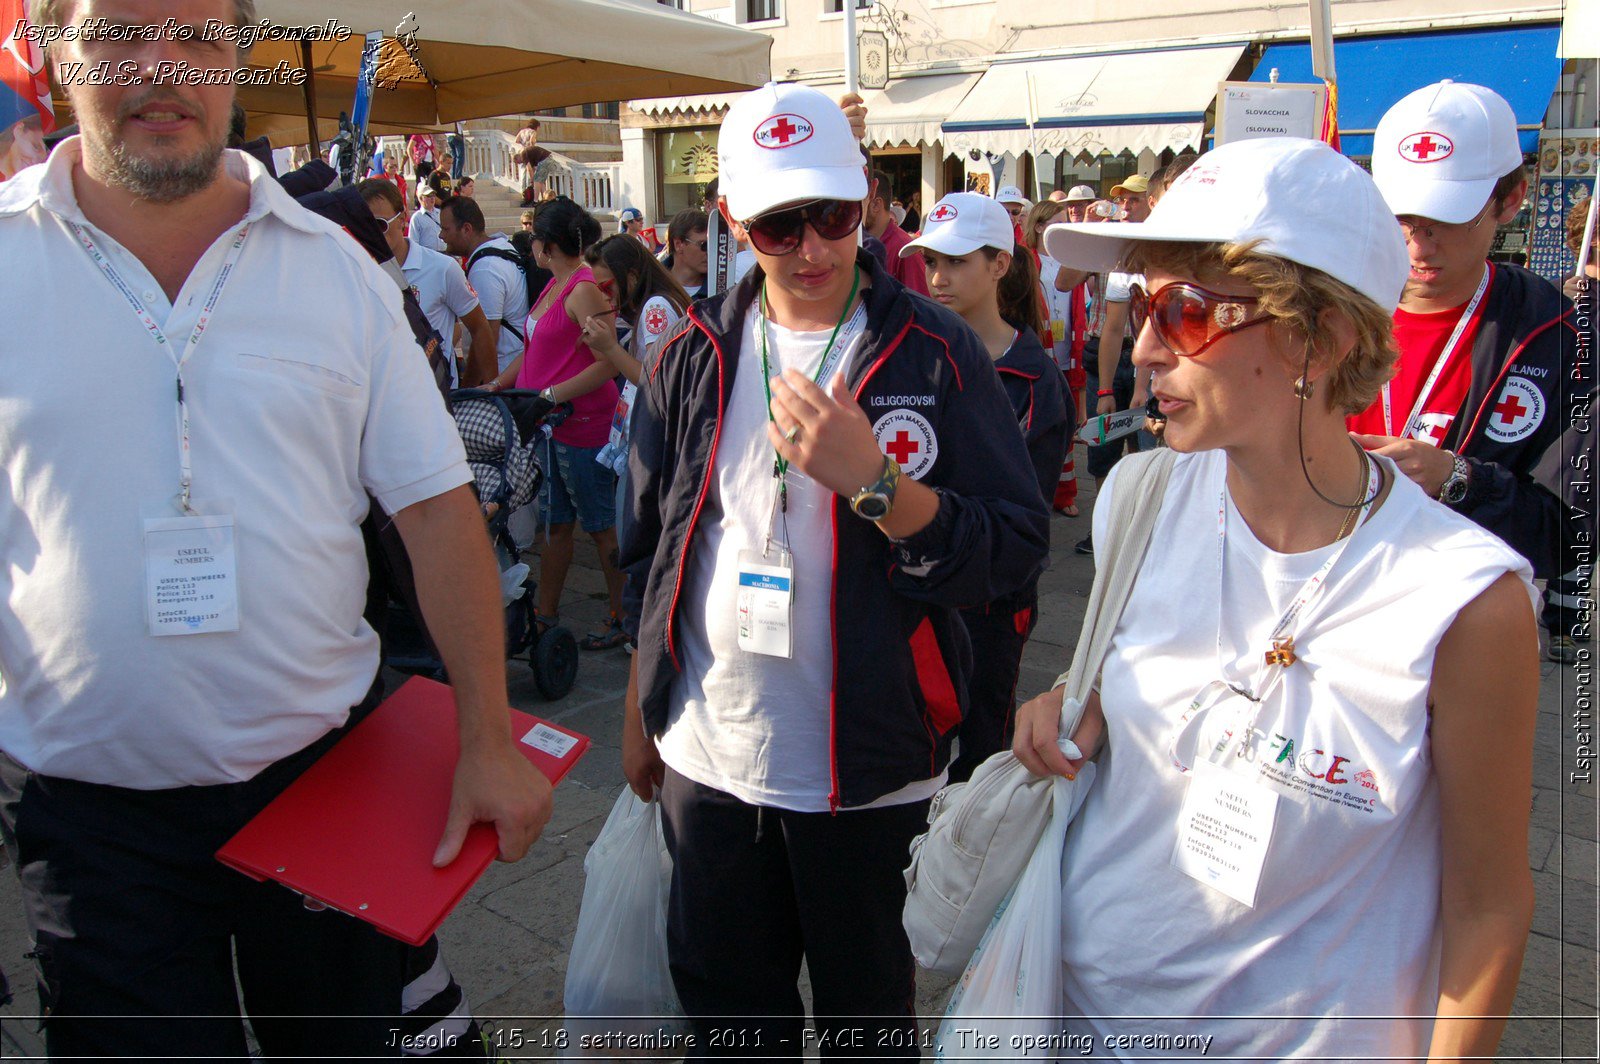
[1,0,56,134]
[1320,78,1340,153]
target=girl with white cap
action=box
[1012,137,1539,1058]
[901,193,1070,781]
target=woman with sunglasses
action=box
[1011,138,1539,1058]
[487,197,630,651]
[902,193,1069,782]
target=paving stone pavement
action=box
[0,476,1595,1060]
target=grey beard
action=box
[93,136,225,203]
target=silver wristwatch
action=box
[1438,452,1470,505]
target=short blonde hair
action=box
[1121,240,1396,415]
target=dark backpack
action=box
[466,244,553,343]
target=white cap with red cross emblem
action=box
[717,82,868,222]
[1371,81,1524,225]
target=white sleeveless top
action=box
[1059,449,1536,1060]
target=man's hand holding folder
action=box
[392,487,556,868]
[435,734,554,867]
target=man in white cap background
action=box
[997,183,1031,241]
[1351,80,1587,662]
[1062,183,1097,224]
[620,81,1048,1051]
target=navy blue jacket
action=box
[621,254,1051,809]
[995,327,1072,508]
[1439,263,1588,580]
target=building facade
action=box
[621,0,1592,276]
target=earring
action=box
[1293,376,1315,400]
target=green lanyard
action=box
[759,266,861,512]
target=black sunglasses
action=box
[745,199,863,256]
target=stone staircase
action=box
[471,180,536,238]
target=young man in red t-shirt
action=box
[1351,81,1586,662]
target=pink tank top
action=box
[514,265,619,448]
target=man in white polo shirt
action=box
[0,1,550,1058]
[440,194,533,376]
[361,178,497,388]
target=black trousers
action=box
[0,684,484,1062]
[949,589,1039,784]
[659,768,927,1063]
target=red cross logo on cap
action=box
[1398,131,1454,164]
[929,203,958,223]
[753,113,815,150]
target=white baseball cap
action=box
[1371,81,1523,224]
[995,185,1029,205]
[1041,137,1409,312]
[717,81,868,221]
[1065,184,1097,202]
[900,193,1014,258]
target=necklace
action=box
[1333,442,1372,541]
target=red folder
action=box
[216,676,589,946]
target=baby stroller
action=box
[379,389,579,701]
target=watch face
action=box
[854,493,890,521]
[1443,478,1468,504]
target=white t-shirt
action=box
[409,206,443,253]
[1037,256,1075,371]
[660,302,944,812]
[401,240,479,387]
[0,141,471,788]
[1057,449,1536,1058]
[1096,269,1143,343]
[465,235,530,372]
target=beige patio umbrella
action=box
[244,0,772,143]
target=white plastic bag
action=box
[564,791,688,1058]
[934,765,1096,1060]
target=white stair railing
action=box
[463,129,622,215]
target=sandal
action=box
[580,614,628,651]
[532,612,559,639]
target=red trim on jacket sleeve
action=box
[664,310,726,669]
[649,318,699,383]
[906,322,964,390]
[1457,312,1577,447]
[910,618,963,738]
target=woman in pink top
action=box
[489,198,627,649]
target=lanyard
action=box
[71,221,252,514]
[758,266,861,512]
[1382,265,1490,439]
[1169,454,1382,772]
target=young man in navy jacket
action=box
[619,82,1049,1053]
[1353,82,1589,662]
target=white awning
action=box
[859,73,982,149]
[631,72,981,149]
[940,44,1248,159]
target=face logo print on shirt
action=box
[1484,376,1545,443]
[753,114,815,150]
[872,409,939,481]
[1398,131,1454,164]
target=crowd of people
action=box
[0,0,1594,1059]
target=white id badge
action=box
[736,549,794,659]
[1172,758,1279,908]
[143,514,240,636]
